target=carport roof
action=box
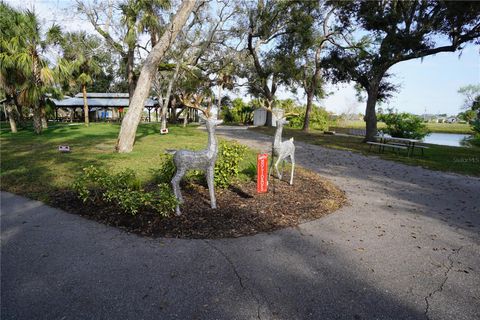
[50,93,158,108]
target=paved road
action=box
[2,127,479,320]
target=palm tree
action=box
[216,71,235,113]
[0,3,26,132]
[0,42,23,133]
[61,32,102,126]
[120,0,171,98]
[0,3,64,134]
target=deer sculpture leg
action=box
[171,167,186,215]
[289,152,295,185]
[268,152,275,180]
[275,153,295,185]
[275,156,284,180]
[206,166,217,209]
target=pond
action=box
[422,133,473,147]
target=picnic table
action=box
[369,136,429,156]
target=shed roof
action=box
[50,96,158,108]
[74,93,130,98]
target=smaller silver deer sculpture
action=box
[170,94,222,215]
[272,117,295,185]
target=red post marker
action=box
[257,154,268,193]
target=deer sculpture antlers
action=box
[170,93,222,215]
[179,93,213,119]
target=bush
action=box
[276,100,330,131]
[287,107,330,131]
[378,112,430,139]
[472,119,480,136]
[467,120,480,147]
[151,141,247,189]
[72,166,177,216]
[151,141,248,189]
[215,141,247,188]
[241,161,257,181]
[221,105,236,123]
[220,98,255,124]
[151,154,176,184]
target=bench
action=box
[348,128,367,136]
[412,145,429,156]
[389,141,429,155]
[367,141,407,154]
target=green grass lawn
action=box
[2,121,478,204]
[332,120,473,134]
[424,122,474,134]
[0,122,257,202]
[251,126,480,177]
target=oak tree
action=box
[326,0,480,141]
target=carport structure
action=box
[50,93,159,122]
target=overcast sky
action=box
[6,0,480,116]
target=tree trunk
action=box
[302,47,322,132]
[183,109,188,127]
[161,63,180,131]
[265,99,274,126]
[364,81,380,142]
[217,85,222,116]
[303,91,314,132]
[160,101,168,130]
[116,0,198,153]
[82,84,90,126]
[40,105,48,129]
[16,104,23,123]
[33,106,42,134]
[6,105,17,133]
[127,49,136,101]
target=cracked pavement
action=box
[424,246,464,320]
[2,126,479,319]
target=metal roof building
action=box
[50,93,159,122]
[51,93,158,108]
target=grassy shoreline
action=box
[331,120,473,134]
[250,126,480,177]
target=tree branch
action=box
[77,0,126,56]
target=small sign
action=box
[58,145,70,153]
[160,128,169,134]
[257,154,268,193]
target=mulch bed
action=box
[50,168,347,239]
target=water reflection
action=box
[422,133,472,147]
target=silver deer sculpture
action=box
[272,117,295,185]
[170,94,223,215]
